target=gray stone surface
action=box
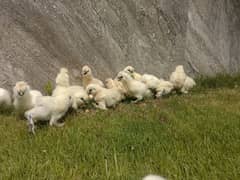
[0,0,239,90]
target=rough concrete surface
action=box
[0,0,239,90]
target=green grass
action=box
[0,76,240,179]
[194,73,240,90]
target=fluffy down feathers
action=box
[55,67,70,87]
[53,68,89,110]
[143,174,166,180]
[181,76,196,93]
[0,88,11,107]
[52,67,70,96]
[105,78,116,89]
[123,66,142,80]
[25,95,72,133]
[170,65,187,89]
[13,81,42,113]
[67,86,89,110]
[156,79,174,98]
[170,65,196,93]
[82,65,104,88]
[86,84,122,110]
[105,78,126,100]
[117,71,152,103]
[140,74,162,90]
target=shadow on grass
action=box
[0,105,14,116]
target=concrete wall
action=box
[0,0,239,89]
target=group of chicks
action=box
[0,64,195,133]
[83,65,196,110]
